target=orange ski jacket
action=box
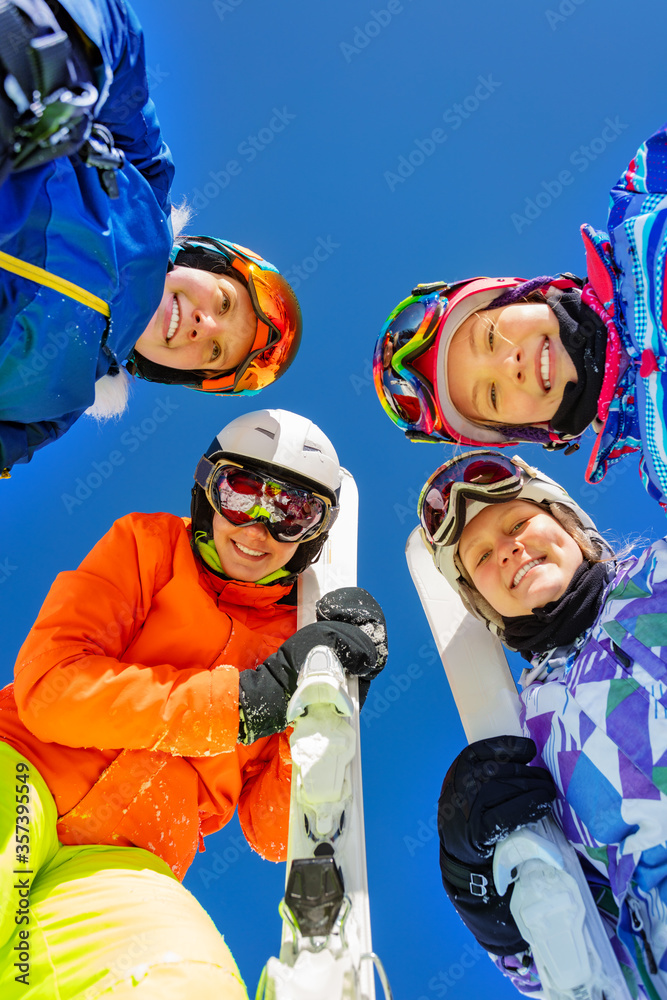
[0,512,297,879]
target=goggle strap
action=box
[405,429,450,444]
[411,281,450,296]
[194,455,216,492]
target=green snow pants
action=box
[0,742,249,998]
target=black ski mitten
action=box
[315,587,388,705]
[238,620,379,745]
[438,736,557,955]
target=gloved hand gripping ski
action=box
[238,601,384,745]
[315,586,388,705]
[439,736,557,955]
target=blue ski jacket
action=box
[497,543,667,998]
[579,121,667,513]
[0,0,174,473]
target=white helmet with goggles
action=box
[418,450,609,637]
[191,410,341,576]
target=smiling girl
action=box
[374,120,667,512]
[0,409,387,999]
[416,450,667,998]
[0,1,301,477]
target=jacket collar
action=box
[182,518,297,608]
[197,562,296,608]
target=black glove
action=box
[438,736,557,955]
[238,620,379,745]
[316,587,388,705]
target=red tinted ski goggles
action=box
[195,459,335,542]
[419,452,524,547]
[373,290,445,437]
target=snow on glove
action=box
[238,620,378,745]
[438,736,557,956]
[315,587,388,673]
[315,587,388,706]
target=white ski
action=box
[406,526,632,1000]
[259,470,391,1000]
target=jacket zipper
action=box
[628,897,658,975]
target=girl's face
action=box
[446,302,578,427]
[458,499,583,618]
[212,513,299,582]
[135,266,257,372]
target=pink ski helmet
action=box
[373,275,583,450]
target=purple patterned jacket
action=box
[496,542,667,997]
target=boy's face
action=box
[134,266,257,373]
[446,302,577,427]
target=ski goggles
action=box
[419,452,525,548]
[194,459,335,542]
[172,238,302,395]
[373,289,446,437]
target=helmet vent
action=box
[255,427,276,440]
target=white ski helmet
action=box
[418,451,610,638]
[205,409,341,499]
[191,409,341,576]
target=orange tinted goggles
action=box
[200,245,301,393]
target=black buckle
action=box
[411,281,449,296]
[79,123,125,198]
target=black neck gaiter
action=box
[550,291,608,437]
[502,560,610,659]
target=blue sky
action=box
[3,0,667,996]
